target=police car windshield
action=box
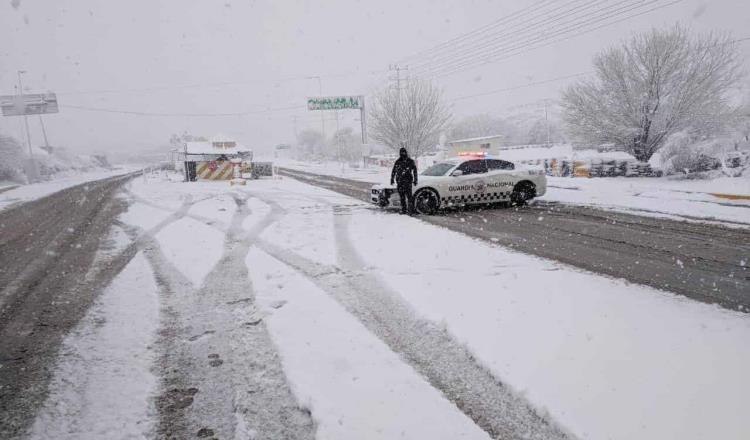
[422,162,456,176]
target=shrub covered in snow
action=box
[0,132,112,183]
[661,131,749,175]
[0,134,27,183]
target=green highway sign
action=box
[307,95,363,111]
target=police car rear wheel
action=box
[510,181,535,206]
[415,188,439,215]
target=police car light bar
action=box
[458,151,487,157]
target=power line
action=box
[62,103,307,117]
[409,0,601,72]
[397,0,556,65]
[417,0,682,79]
[393,0,684,81]
[449,71,591,102]
[446,35,750,103]
[55,69,386,96]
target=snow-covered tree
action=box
[368,79,451,158]
[296,129,325,159]
[327,127,362,162]
[561,25,742,162]
[733,90,750,144]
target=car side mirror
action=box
[451,170,463,177]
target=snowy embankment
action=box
[31,173,749,439]
[276,159,750,227]
[0,166,139,212]
[544,174,750,227]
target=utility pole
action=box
[388,64,409,98]
[335,110,343,173]
[291,115,299,140]
[389,64,408,152]
[544,99,551,147]
[308,76,325,141]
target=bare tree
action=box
[368,79,451,158]
[562,25,743,162]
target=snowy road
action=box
[0,175,135,438]
[278,167,750,313]
[1,172,749,440]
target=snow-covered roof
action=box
[183,141,251,155]
[210,133,234,143]
[448,134,504,144]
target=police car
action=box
[370,152,547,214]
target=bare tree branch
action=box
[368,79,452,158]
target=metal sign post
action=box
[1,74,60,182]
[307,95,368,167]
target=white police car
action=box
[370,153,547,214]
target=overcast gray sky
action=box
[2,0,748,155]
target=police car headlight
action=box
[527,169,545,175]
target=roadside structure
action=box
[446,135,504,156]
[174,134,253,181]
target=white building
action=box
[446,135,504,156]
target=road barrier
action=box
[517,158,660,178]
[196,160,234,180]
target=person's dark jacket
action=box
[391,156,418,187]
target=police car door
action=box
[448,159,488,205]
[485,159,517,202]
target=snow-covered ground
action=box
[30,251,160,440]
[545,175,750,226]
[276,159,750,227]
[0,166,139,212]
[33,172,749,439]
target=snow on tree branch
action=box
[368,79,451,158]
[561,25,743,162]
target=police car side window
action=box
[487,159,515,170]
[457,160,488,175]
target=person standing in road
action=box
[390,147,418,214]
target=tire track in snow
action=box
[253,195,570,440]
[121,187,230,233]
[126,192,316,440]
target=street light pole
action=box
[17,71,32,155]
[544,99,551,147]
[17,70,37,181]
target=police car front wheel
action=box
[510,181,536,206]
[414,188,440,215]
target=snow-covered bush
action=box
[0,134,27,183]
[32,148,111,177]
[660,131,748,175]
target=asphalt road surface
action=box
[0,174,135,438]
[278,167,750,313]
